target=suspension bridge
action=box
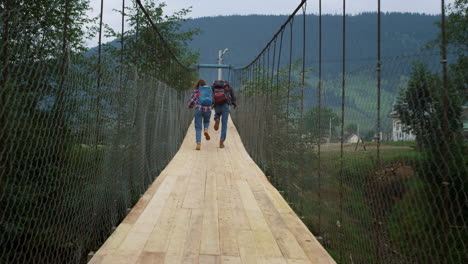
[1,0,466,263]
[88,120,334,263]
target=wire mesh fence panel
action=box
[231,1,467,263]
[0,0,195,263]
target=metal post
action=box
[218,49,223,80]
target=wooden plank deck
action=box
[89,118,335,264]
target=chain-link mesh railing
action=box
[231,0,467,263]
[1,0,194,263]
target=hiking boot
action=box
[219,140,225,148]
[204,129,210,140]
[196,143,201,150]
[214,118,220,131]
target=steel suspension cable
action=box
[135,0,192,71]
[237,0,307,70]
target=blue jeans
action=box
[214,103,230,141]
[194,109,211,143]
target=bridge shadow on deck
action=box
[89,117,335,264]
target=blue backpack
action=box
[197,86,213,106]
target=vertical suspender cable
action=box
[96,0,104,151]
[263,51,267,93]
[441,0,449,142]
[275,31,283,189]
[135,0,140,58]
[1,0,10,92]
[92,0,105,244]
[57,0,69,147]
[271,39,277,94]
[317,0,323,235]
[286,20,294,123]
[286,20,294,199]
[269,40,276,184]
[118,0,126,207]
[276,31,284,96]
[298,2,307,216]
[301,3,306,123]
[120,0,125,86]
[339,0,346,262]
[267,47,270,93]
[440,0,451,252]
[377,0,382,164]
[0,0,11,193]
[376,1,383,262]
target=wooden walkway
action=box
[89,118,335,264]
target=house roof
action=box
[346,134,359,142]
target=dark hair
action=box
[194,80,207,88]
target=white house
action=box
[346,134,359,143]
[388,108,416,141]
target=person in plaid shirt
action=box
[187,80,214,150]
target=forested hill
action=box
[183,13,441,132]
[183,12,439,75]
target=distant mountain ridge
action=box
[183,12,440,80]
[181,13,441,132]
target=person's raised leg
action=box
[194,110,202,150]
[214,104,222,131]
[203,111,211,140]
[220,103,230,148]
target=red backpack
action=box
[212,80,230,104]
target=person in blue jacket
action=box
[187,80,213,150]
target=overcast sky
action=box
[86,0,454,47]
